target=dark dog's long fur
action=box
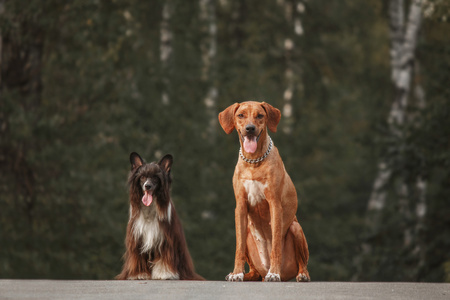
[116,152,203,280]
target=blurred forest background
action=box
[1,0,449,281]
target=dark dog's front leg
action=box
[226,197,248,281]
[117,225,152,280]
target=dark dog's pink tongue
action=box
[243,136,258,154]
[142,191,153,206]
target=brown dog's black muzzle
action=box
[245,124,256,134]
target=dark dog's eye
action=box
[237,114,244,118]
[256,114,264,119]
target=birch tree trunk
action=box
[366,0,423,233]
[278,0,305,134]
[357,0,425,280]
[160,0,173,105]
[199,0,219,222]
[200,0,218,137]
[410,60,427,277]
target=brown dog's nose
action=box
[245,124,256,134]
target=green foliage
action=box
[0,0,448,282]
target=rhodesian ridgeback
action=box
[219,101,310,282]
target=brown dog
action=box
[218,101,310,282]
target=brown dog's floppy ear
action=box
[261,102,281,133]
[130,152,144,170]
[218,103,240,134]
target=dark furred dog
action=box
[116,152,203,280]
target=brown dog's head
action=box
[218,101,281,154]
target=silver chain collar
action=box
[239,137,273,164]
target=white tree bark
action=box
[414,175,427,273]
[388,0,423,128]
[411,60,427,276]
[367,0,423,220]
[359,0,425,280]
[160,0,172,105]
[278,0,305,134]
[200,0,218,136]
[283,38,294,134]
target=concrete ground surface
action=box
[0,280,449,300]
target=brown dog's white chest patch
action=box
[243,180,266,206]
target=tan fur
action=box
[219,101,310,282]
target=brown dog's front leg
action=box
[265,199,283,282]
[226,199,248,281]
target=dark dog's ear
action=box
[130,152,144,170]
[158,154,173,175]
[218,103,240,134]
[261,102,281,133]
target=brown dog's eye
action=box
[256,114,264,119]
[237,114,244,118]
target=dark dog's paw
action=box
[225,272,244,282]
[128,273,151,280]
[264,272,281,282]
[296,273,310,282]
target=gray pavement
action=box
[0,280,449,300]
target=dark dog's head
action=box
[218,101,281,154]
[128,152,173,211]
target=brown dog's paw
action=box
[296,273,310,282]
[264,272,281,282]
[225,272,244,282]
